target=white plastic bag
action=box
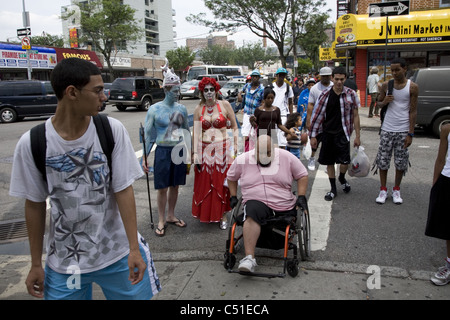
[302,137,312,160]
[348,146,370,177]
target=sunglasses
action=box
[203,88,216,93]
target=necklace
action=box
[206,104,215,115]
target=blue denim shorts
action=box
[44,240,161,300]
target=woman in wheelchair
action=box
[226,135,309,273]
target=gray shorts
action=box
[375,130,409,171]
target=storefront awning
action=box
[54,48,103,69]
[335,9,450,49]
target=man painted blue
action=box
[143,59,190,236]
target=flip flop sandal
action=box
[155,226,166,237]
[341,182,351,193]
[166,218,186,228]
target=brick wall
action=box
[356,0,441,14]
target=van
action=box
[196,74,229,88]
[108,77,165,111]
[411,66,450,137]
[0,80,57,123]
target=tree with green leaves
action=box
[66,0,143,81]
[165,46,196,78]
[31,33,65,47]
[198,45,235,65]
[187,0,330,68]
[233,42,273,69]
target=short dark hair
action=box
[390,57,407,68]
[332,66,347,77]
[51,58,101,100]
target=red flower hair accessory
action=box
[198,77,221,92]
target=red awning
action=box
[53,48,103,69]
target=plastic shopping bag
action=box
[302,137,312,160]
[348,146,370,177]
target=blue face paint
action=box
[144,84,190,152]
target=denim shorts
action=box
[44,241,161,300]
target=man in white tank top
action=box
[374,58,419,205]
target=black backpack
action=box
[30,114,115,183]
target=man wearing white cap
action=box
[305,66,333,170]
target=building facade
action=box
[61,0,176,57]
[331,0,450,105]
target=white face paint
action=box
[203,84,216,101]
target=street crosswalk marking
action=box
[308,164,332,251]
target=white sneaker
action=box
[376,189,388,204]
[392,188,403,204]
[431,265,450,286]
[307,157,316,171]
[238,255,257,273]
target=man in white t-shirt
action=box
[9,58,160,300]
[272,68,294,148]
[305,66,334,170]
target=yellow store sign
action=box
[335,9,450,48]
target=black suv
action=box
[0,80,58,123]
[109,77,165,111]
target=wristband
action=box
[407,133,414,137]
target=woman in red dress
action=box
[192,78,238,228]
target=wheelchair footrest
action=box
[228,269,286,279]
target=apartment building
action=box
[61,0,176,57]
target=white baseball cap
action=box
[319,67,332,76]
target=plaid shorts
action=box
[375,130,409,171]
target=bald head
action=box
[256,135,274,167]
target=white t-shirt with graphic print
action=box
[9,116,144,274]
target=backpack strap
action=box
[92,114,115,179]
[30,115,115,183]
[30,122,47,183]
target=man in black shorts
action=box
[310,67,361,201]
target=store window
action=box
[429,51,450,66]
[441,0,450,8]
[400,51,427,78]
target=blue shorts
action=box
[44,238,161,300]
[154,145,187,189]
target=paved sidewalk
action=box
[1,250,449,300]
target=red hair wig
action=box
[198,77,221,92]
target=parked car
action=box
[411,66,450,137]
[180,80,200,99]
[108,77,164,111]
[196,74,229,88]
[0,80,58,123]
[220,80,246,99]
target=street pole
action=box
[22,0,32,80]
[384,16,389,81]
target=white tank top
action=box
[382,80,411,132]
[441,131,450,178]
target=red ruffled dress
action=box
[192,103,232,222]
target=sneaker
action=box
[392,188,403,204]
[238,255,257,273]
[376,189,388,204]
[308,157,316,171]
[431,265,450,286]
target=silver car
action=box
[180,80,200,99]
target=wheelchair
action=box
[223,197,311,278]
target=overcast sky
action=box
[0,0,336,48]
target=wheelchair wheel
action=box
[286,260,299,277]
[224,197,244,270]
[297,208,311,261]
[224,252,236,270]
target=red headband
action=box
[198,77,221,92]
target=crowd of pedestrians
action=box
[7,56,449,300]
